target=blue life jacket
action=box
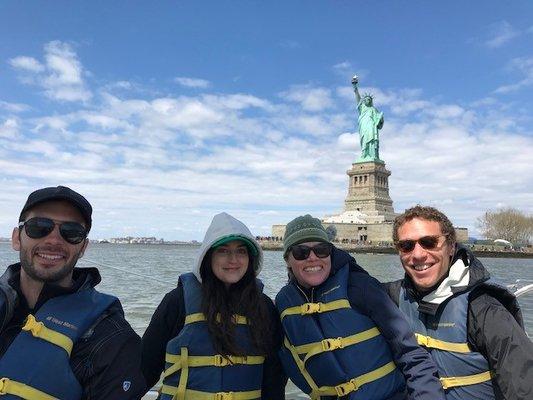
[276,264,405,400]
[398,286,494,400]
[0,288,118,399]
[159,273,265,400]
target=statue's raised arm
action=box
[351,75,384,163]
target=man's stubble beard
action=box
[19,247,81,284]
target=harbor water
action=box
[73,243,532,336]
[1,242,532,398]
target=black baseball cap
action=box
[19,186,92,232]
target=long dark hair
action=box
[200,248,272,357]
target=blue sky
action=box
[0,1,532,240]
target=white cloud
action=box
[32,115,71,132]
[8,41,91,102]
[0,118,20,138]
[280,85,334,111]
[8,56,45,72]
[44,41,84,85]
[42,41,91,101]
[333,61,352,71]
[484,21,520,48]
[174,77,211,88]
[337,132,358,151]
[107,80,134,90]
[494,56,533,94]
[0,101,30,113]
[332,61,353,77]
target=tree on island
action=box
[477,207,533,245]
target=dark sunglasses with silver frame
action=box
[290,242,333,261]
[19,217,88,245]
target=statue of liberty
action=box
[351,75,384,163]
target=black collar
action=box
[7,263,89,312]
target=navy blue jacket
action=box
[293,247,445,400]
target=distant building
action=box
[108,236,164,244]
[272,159,468,244]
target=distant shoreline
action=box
[1,240,530,259]
[258,241,533,259]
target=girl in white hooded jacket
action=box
[141,212,286,399]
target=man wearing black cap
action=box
[0,186,146,399]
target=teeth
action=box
[38,254,63,260]
[304,266,321,272]
[413,264,431,271]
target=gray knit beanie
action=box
[283,214,329,257]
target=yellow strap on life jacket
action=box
[318,361,397,397]
[283,337,397,399]
[175,347,188,400]
[160,385,261,400]
[440,370,493,390]
[162,353,265,378]
[414,334,492,390]
[283,337,321,399]
[280,299,351,320]
[415,333,471,353]
[0,377,58,400]
[185,313,248,325]
[21,314,74,356]
[162,347,264,399]
[294,327,381,365]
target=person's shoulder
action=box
[260,292,276,310]
[163,285,184,303]
[468,284,524,328]
[469,282,518,311]
[150,281,185,312]
[259,293,280,320]
[381,279,404,304]
[90,303,140,341]
[347,266,379,289]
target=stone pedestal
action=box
[344,161,396,223]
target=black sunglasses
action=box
[290,242,333,261]
[19,217,87,245]
[395,235,446,253]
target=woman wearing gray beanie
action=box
[275,214,445,400]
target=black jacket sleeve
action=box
[73,311,146,400]
[468,292,533,400]
[348,270,445,400]
[260,294,287,399]
[141,285,185,389]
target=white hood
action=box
[193,212,263,282]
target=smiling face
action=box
[397,218,455,291]
[12,200,88,287]
[210,240,250,287]
[286,241,331,288]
